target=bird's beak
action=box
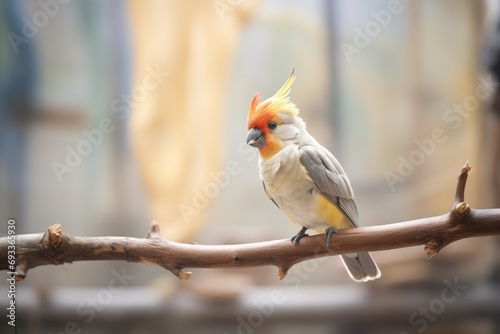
[246,127,265,148]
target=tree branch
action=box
[2,163,500,282]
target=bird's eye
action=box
[268,121,277,130]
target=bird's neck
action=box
[259,135,283,160]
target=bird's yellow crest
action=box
[247,70,299,130]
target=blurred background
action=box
[1,0,500,333]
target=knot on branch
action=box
[276,266,288,280]
[449,201,471,224]
[147,221,164,240]
[276,261,294,280]
[38,224,73,265]
[48,224,63,247]
[15,261,27,282]
[424,238,443,259]
[177,271,193,282]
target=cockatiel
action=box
[246,72,381,282]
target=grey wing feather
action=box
[299,146,359,227]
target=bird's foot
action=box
[325,227,339,249]
[291,227,309,247]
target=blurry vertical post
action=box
[51,65,169,183]
[7,0,73,54]
[339,0,405,64]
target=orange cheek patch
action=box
[259,134,282,159]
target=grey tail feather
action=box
[340,252,381,282]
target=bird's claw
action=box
[325,227,339,249]
[291,227,309,247]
